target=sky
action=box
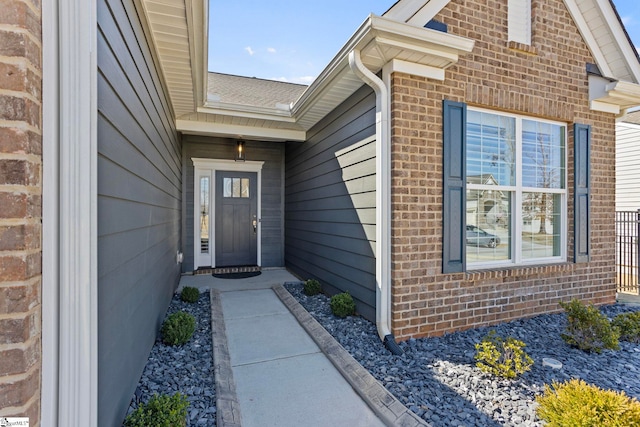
[208,0,640,85]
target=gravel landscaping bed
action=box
[125,290,216,427]
[284,283,640,427]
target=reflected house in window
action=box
[466,174,509,228]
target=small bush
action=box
[161,311,195,346]
[180,286,200,303]
[330,292,356,318]
[124,393,189,427]
[536,379,640,426]
[474,330,533,379]
[559,299,620,353]
[303,279,321,296]
[612,311,640,343]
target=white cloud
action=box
[271,75,316,85]
[244,46,255,56]
[294,75,316,84]
[267,47,277,54]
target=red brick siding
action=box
[390,0,616,339]
[0,0,42,424]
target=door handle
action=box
[252,216,257,233]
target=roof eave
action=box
[197,103,296,122]
[564,0,640,83]
[291,14,475,130]
[590,78,640,114]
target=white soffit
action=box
[383,0,450,25]
[564,0,640,83]
[139,0,204,117]
[591,79,640,113]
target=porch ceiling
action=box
[138,0,207,118]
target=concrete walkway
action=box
[178,269,424,427]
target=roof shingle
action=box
[208,72,308,110]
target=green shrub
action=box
[161,311,195,346]
[303,279,321,296]
[330,292,356,318]
[559,299,620,353]
[612,311,640,343]
[474,330,533,379]
[536,379,640,426]
[124,393,189,427]
[180,286,200,303]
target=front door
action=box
[215,171,258,266]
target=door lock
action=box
[252,215,257,233]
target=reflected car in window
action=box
[466,225,501,248]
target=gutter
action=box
[348,50,403,356]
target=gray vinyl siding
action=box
[616,122,640,211]
[285,85,377,321]
[182,137,285,271]
[97,0,181,425]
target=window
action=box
[466,109,566,268]
[223,177,250,198]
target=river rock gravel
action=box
[284,283,640,427]
[124,290,216,427]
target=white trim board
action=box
[192,159,264,269]
[42,0,98,426]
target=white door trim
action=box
[192,158,264,269]
[42,0,98,425]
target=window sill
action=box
[466,261,572,276]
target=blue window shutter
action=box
[574,123,591,263]
[443,100,466,273]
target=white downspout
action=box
[348,50,402,354]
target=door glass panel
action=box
[200,177,209,253]
[224,178,232,198]
[241,178,250,198]
[223,176,250,198]
[233,178,241,197]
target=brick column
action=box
[0,0,42,425]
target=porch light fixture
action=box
[236,140,245,161]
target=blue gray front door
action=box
[215,171,258,266]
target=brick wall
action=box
[390,0,616,339]
[0,0,42,424]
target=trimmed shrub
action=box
[303,279,321,296]
[536,379,640,426]
[559,299,620,353]
[612,311,640,343]
[474,330,533,379]
[124,393,189,427]
[161,311,195,346]
[330,292,356,318]
[180,286,200,303]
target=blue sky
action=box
[208,0,640,84]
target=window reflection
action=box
[522,120,565,189]
[466,189,511,263]
[200,177,209,254]
[521,192,562,258]
[467,110,515,186]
